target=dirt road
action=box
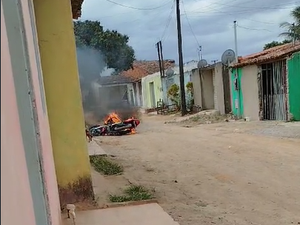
[96,115,300,225]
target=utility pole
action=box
[233,20,240,118]
[156,42,163,78]
[175,0,187,116]
[233,21,238,62]
[159,41,165,76]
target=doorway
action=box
[201,70,214,110]
[149,82,156,108]
[261,60,287,120]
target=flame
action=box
[130,128,136,134]
[104,112,122,125]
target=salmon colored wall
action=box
[1,6,37,225]
[21,0,61,223]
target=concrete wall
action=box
[1,1,61,224]
[127,83,135,105]
[33,0,94,205]
[240,65,260,121]
[201,69,215,109]
[191,63,229,114]
[191,68,214,110]
[213,63,226,114]
[191,69,202,107]
[141,72,163,109]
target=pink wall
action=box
[21,1,62,224]
[1,1,61,225]
[1,6,37,225]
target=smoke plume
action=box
[76,46,139,124]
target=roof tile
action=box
[233,42,300,67]
[121,60,175,81]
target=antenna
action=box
[198,46,202,60]
[221,49,236,66]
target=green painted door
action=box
[230,68,244,118]
[288,52,300,121]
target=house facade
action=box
[230,43,300,121]
[142,61,198,109]
[97,75,136,107]
[2,0,93,225]
[142,71,164,108]
[191,62,232,114]
[122,60,175,107]
[96,60,175,110]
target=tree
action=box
[74,20,135,72]
[167,84,180,109]
[279,6,300,41]
[263,40,291,50]
[186,82,194,112]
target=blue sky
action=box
[80,0,299,63]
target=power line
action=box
[181,0,200,47]
[160,1,175,42]
[104,0,173,10]
[212,1,299,10]
[187,2,298,16]
[237,24,272,32]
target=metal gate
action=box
[261,60,287,120]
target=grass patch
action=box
[109,185,153,203]
[89,155,123,175]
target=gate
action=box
[261,60,287,120]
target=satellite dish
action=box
[221,49,236,65]
[166,68,174,77]
[197,59,208,68]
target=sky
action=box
[80,0,299,64]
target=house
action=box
[97,75,135,108]
[230,42,300,121]
[142,61,198,109]
[2,0,93,225]
[191,62,232,114]
[96,60,175,108]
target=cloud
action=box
[80,0,298,63]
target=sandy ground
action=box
[93,114,300,225]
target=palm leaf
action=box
[280,21,292,28]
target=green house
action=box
[230,42,300,121]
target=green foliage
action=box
[186,82,194,96]
[186,82,194,111]
[74,20,135,72]
[279,6,300,41]
[109,185,153,203]
[263,40,291,50]
[167,84,180,107]
[89,155,123,175]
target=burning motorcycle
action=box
[89,112,140,136]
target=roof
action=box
[232,42,300,68]
[121,60,176,81]
[191,62,220,73]
[72,0,84,19]
[98,75,133,86]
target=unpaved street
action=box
[96,115,300,225]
